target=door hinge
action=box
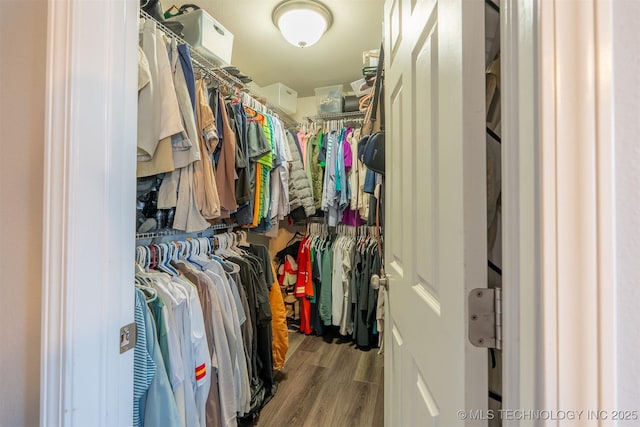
[468,288,502,350]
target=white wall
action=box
[613,0,640,410]
[0,1,47,425]
[293,96,317,122]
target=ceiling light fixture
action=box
[272,0,333,48]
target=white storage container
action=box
[167,10,234,66]
[261,83,298,114]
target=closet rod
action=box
[135,223,238,240]
[140,10,298,128]
[486,127,501,144]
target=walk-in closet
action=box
[5,0,552,424]
[133,1,387,425]
[7,0,638,425]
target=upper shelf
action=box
[140,10,298,127]
[306,110,366,122]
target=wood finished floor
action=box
[254,331,384,427]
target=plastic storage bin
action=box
[315,84,344,114]
[167,10,234,66]
[262,82,298,114]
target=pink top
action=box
[297,130,309,169]
[343,128,353,170]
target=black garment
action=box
[243,251,274,383]
[230,268,254,383]
[230,103,253,225]
[275,241,301,265]
[310,252,325,336]
[353,249,370,347]
[228,254,274,416]
[228,257,259,378]
[247,244,275,288]
[368,247,381,344]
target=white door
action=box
[383,0,488,425]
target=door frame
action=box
[40,0,138,425]
[502,0,617,422]
[537,0,617,416]
[500,0,543,419]
[39,0,620,424]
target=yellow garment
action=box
[269,262,288,370]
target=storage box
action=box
[363,49,380,67]
[315,84,344,114]
[167,9,234,66]
[261,82,298,114]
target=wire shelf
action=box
[140,10,297,127]
[306,110,366,122]
[135,223,238,240]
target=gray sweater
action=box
[286,131,316,217]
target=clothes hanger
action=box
[225,232,240,255]
[244,105,263,121]
[237,230,251,248]
[231,86,242,104]
[285,231,303,248]
[223,232,241,256]
[135,282,158,302]
[135,261,146,276]
[149,245,158,270]
[156,243,178,276]
[135,246,146,269]
[210,234,221,254]
[212,233,228,257]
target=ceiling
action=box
[175,0,385,97]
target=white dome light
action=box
[273,1,333,48]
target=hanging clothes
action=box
[267,118,292,233]
[138,19,185,162]
[136,18,309,235]
[297,121,373,227]
[276,225,381,349]
[137,41,175,178]
[286,131,316,220]
[193,79,221,219]
[268,261,289,370]
[133,287,183,427]
[134,232,288,427]
[214,91,239,218]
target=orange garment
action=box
[215,93,238,218]
[193,79,221,219]
[269,262,289,370]
[251,163,263,227]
